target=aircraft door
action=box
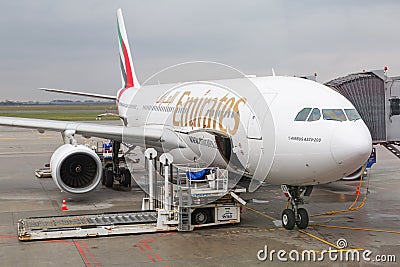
[247,114,262,139]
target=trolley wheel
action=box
[192,209,211,225]
[105,169,114,188]
[282,209,295,230]
[296,208,309,229]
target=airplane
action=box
[0,9,372,230]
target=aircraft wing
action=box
[0,116,123,141]
[0,117,186,148]
[40,88,117,100]
[0,116,162,144]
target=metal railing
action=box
[172,164,228,192]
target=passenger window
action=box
[307,108,321,121]
[344,109,361,121]
[322,109,347,121]
[294,108,312,121]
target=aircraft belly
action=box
[266,153,344,186]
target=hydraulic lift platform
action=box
[18,150,246,241]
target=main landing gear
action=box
[101,141,132,188]
[281,185,313,230]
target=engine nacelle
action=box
[50,144,102,194]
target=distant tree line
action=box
[0,100,115,106]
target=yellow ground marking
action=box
[297,229,340,249]
[242,205,277,221]
[225,228,281,235]
[311,224,400,234]
[243,205,364,251]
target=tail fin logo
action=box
[116,8,140,97]
[118,24,134,89]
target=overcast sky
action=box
[1,1,400,101]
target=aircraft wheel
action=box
[282,209,295,230]
[105,169,114,188]
[118,167,126,185]
[102,164,113,185]
[101,169,106,185]
[296,208,309,229]
[122,168,132,187]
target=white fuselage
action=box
[117,76,372,187]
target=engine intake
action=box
[50,144,102,194]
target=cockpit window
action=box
[322,109,347,121]
[307,108,321,121]
[344,109,361,121]
[294,108,312,121]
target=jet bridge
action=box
[326,69,400,143]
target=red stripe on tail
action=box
[121,39,134,89]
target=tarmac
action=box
[0,125,399,266]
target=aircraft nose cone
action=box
[330,122,372,174]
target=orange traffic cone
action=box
[61,198,68,211]
[355,186,360,195]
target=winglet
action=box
[117,8,140,89]
[271,68,276,77]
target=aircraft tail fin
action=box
[117,8,140,89]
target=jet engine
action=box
[50,144,102,194]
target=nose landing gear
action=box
[281,185,313,230]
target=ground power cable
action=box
[311,166,369,217]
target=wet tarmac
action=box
[0,126,399,266]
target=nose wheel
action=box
[281,185,312,230]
